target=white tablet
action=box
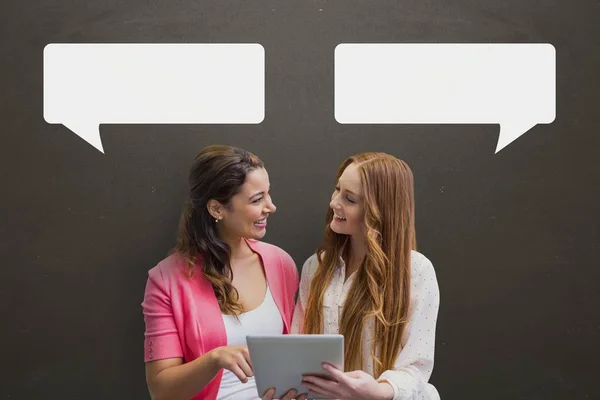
[247,334,344,400]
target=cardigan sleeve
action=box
[141,266,184,362]
[291,254,318,334]
[278,247,300,329]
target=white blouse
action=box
[217,285,283,400]
[291,250,441,400]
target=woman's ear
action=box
[206,199,223,220]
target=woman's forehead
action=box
[339,164,362,193]
[240,168,269,193]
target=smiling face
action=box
[329,162,365,239]
[210,167,276,241]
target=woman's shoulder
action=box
[409,250,439,288]
[410,249,434,268]
[247,238,292,260]
[300,253,320,278]
[147,252,190,284]
[247,239,297,276]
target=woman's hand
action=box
[209,345,254,383]
[301,363,394,400]
[262,387,308,400]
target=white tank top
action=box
[216,285,283,400]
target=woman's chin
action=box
[330,221,345,235]
[250,226,267,239]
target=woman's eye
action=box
[346,197,355,204]
[252,198,262,204]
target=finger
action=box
[302,375,338,390]
[281,389,298,400]
[229,364,248,383]
[303,383,333,399]
[261,388,275,400]
[345,369,366,379]
[296,393,308,400]
[241,346,254,369]
[322,363,347,382]
[237,354,254,378]
[302,377,342,398]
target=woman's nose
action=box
[266,197,276,214]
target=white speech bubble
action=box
[334,43,556,153]
[44,43,265,153]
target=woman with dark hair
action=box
[142,145,299,400]
[286,152,440,400]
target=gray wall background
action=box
[1,0,599,399]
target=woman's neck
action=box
[220,233,253,261]
[345,234,367,278]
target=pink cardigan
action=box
[141,238,299,400]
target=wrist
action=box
[375,381,395,400]
[206,347,221,369]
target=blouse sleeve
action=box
[291,254,318,334]
[141,267,184,362]
[377,253,441,400]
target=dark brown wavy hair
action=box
[302,152,416,377]
[173,144,264,315]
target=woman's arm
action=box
[145,353,219,400]
[146,345,254,400]
[291,296,305,334]
[142,268,254,400]
[290,254,317,333]
[377,254,441,400]
[277,247,300,331]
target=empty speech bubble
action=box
[44,43,265,153]
[334,43,556,153]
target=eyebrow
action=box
[337,182,361,197]
[249,187,270,200]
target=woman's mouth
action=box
[254,218,267,228]
[333,213,346,222]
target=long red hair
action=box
[303,152,416,376]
